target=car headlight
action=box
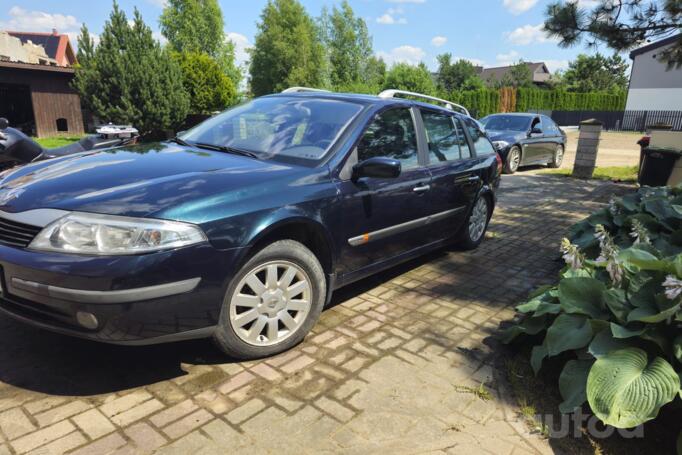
[492,140,510,150]
[29,212,207,255]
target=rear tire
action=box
[458,195,491,250]
[213,240,326,359]
[504,146,521,174]
[548,144,564,168]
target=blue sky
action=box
[0,0,614,74]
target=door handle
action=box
[413,184,430,193]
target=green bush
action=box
[174,51,237,114]
[515,88,626,112]
[503,187,682,432]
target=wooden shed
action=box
[0,61,84,137]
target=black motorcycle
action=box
[0,118,139,170]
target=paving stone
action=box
[0,408,36,440]
[72,409,116,440]
[68,433,126,455]
[110,399,164,427]
[162,409,213,440]
[150,400,198,428]
[35,400,91,427]
[125,422,167,452]
[11,421,75,454]
[250,363,282,381]
[26,431,86,455]
[280,355,315,374]
[314,397,354,422]
[217,371,255,395]
[100,391,152,418]
[225,399,265,425]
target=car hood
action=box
[486,130,527,144]
[0,142,309,222]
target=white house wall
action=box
[626,40,682,110]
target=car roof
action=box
[262,92,466,117]
[484,113,539,118]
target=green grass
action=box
[33,136,83,149]
[539,165,638,182]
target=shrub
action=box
[503,187,682,431]
[174,51,237,114]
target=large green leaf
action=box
[588,329,632,358]
[587,348,680,428]
[545,314,593,357]
[558,277,608,319]
[618,248,671,272]
[499,315,549,344]
[559,359,594,414]
[530,343,547,375]
[610,322,645,339]
[627,294,680,323]
[603,288,630,322]
[674,335,682,364]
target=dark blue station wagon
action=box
[0,89,501,359]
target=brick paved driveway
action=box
[0,175,633,455]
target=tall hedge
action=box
[515,88,626,112]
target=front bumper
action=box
[0,242,246,344]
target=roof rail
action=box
[378,89,470,117]
[281,87,331,94]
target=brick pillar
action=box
[572,119,603,179]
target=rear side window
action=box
[462,118,495,156]
[542,115,558,134]
[421,110,461,163]
[357,108,419,169]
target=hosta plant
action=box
[503,186,682,432]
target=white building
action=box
[626,34,682,111]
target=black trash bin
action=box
[638,147,682,186]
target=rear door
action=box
[334,107,432,273]
[418,109,480,243]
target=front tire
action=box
[548,144,564,168]
[504,146,521,174]
[213,240,326,359]
[458,195,491,250]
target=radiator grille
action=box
[0,217,42,248]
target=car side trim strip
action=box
[10,277,201,304]
[348,207,464,246]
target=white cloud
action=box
[146,0,168,7]
[376,7,407,25]
[496,50,521,66]
[506,24,557,45]
[544,59,569,73]
[502,0,538,15]
[577,0,600,8]
[377,45,425,66]
[431,36,447,47]
[0,6,79,32]
[227,32,251,67]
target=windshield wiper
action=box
[171,136,192,147]
[193,142,260,159]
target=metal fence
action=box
[547,110,682,131]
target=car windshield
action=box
[180,97,364,165]
[480,115,530,132]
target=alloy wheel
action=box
[555,145,564,166]
[229,260,312,347]
[508,148,521,172]
[468,197,488,242]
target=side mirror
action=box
[529,127,543,137]
[352,157,401,180]
[0,118,8,130]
